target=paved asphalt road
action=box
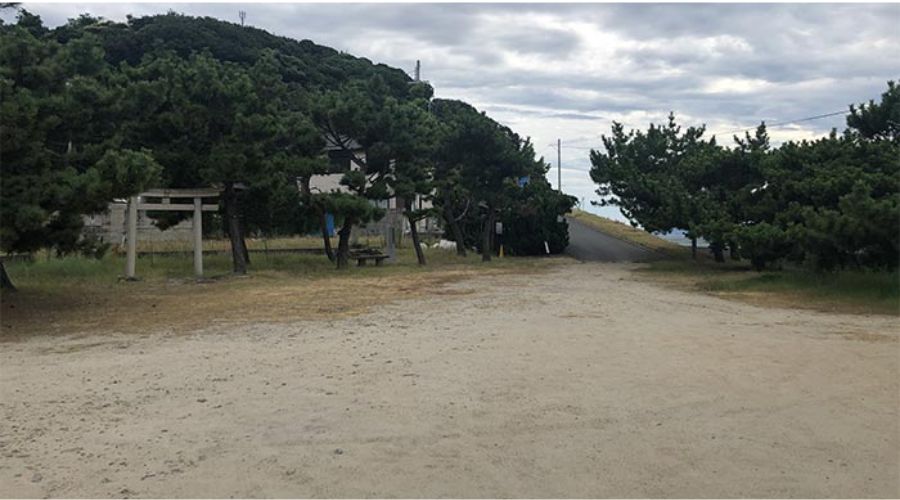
[564,216,659,262]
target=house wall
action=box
[310,149,441,239]
[82,202,194,246]
[308,173,350,195]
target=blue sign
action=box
[325,212,335,236]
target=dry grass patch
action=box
[1,249,561,340]
[126,235,337,253]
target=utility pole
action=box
[557,138,562,192]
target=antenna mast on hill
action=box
[238,10,246,27]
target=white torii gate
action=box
[124,188,221,279]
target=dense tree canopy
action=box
[1,9,576,286]
[431,99,574,259]
[590,82,900,271]
[0,12,162,288]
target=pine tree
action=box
[0,12,161,289]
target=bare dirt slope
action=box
[1,262,897,498]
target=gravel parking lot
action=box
[1,262,897,498]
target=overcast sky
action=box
[14,2,900,220]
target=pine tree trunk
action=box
[320,211,335,262]
[691,237,697,260]
[0,261,16,291]
[241,233,251,264]
[336,219,353,270]
[303,176,334,263]
[408,211,426,266]
[443,202,466,257]
[223,182,248,275]
[729,241,740,261]
[482,210,494,262]
[712,244,725,263]
[751,256,765,272]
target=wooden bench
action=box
[349,251,389,267]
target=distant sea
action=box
[655,229,708,248]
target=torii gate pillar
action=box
[126,196,138,279]
[193,197,203,277]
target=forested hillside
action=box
[51,12,414,96]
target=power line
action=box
[709,109,849,137]
[545,108,852,157]
[546,141,596,151]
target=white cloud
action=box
[703,77,774,95]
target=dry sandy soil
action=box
[1,262,898,498]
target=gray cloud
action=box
[496,26,581,56]
[9,2,900,220]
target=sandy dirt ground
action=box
[1,262,898,498]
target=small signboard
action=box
[495,222,503,235]
[325,213,335,237]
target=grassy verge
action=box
[115,235,344,253]
[568,210,897,316]
[636,258,899,316]
[568,209,687,256]
[1,247,563,339]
